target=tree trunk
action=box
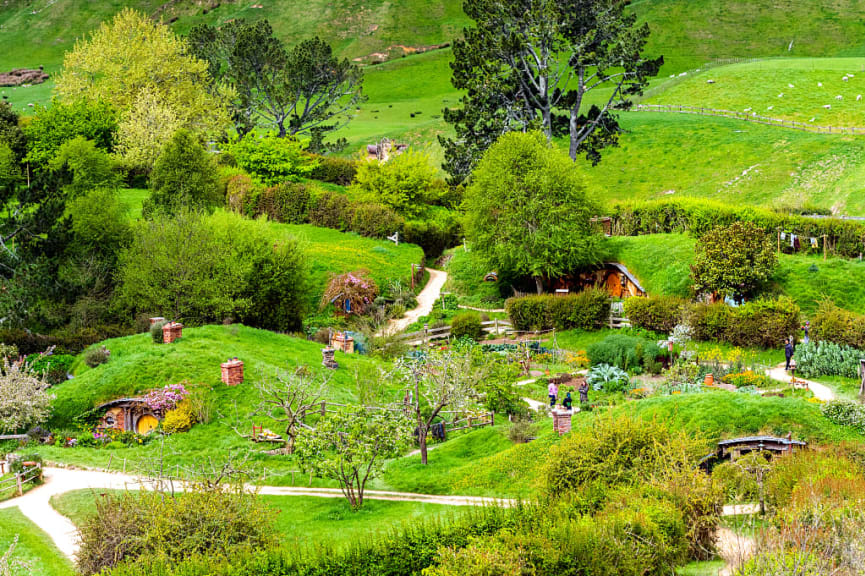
[277,120,287,138]
[534,276,544,295]
[419,428,429,465]
[568,110,579,161]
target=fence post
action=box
[494,318,499,335]
[16,473,22,497]
[423,323,429,346]
[107,453,113,471]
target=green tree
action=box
[188,20,364,145]
[227,132,316,186]
[24,99,117,169]
[464,131,601,294]
[144,130,220,217]
[56,8,231,170]
[690,221,777,301]
[296,407,411,509]
[441,0,662,183]
[352,148,441,217]
[49,136,121,196]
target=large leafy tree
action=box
[441,0,662,183]
[464,131,602,294]
[691,221,777,301]
[188,20,364,146]
[56,8,231,170]
[144,130,220,217]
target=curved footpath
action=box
[378,268,448,337]
[765,363,836,401]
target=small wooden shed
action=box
[550,263,646,299]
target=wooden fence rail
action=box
[0,464,43,497]
[398,319,514,344]
[632,104,865,135]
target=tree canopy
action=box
[144,130,220,217]
[464,131,602,293]
[441,0,661,183]
[56,8,231,170]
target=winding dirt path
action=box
[765,363,836,401]
[378,268,448,336]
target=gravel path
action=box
[765,363,836,401]
[378,268,447,336]
[0,466,513,561]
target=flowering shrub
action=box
[722,370,772,389]
[564,350,589,369]
[162,401,197,434]
[320,270,378,315]
[821,400,865,434]
[144,382,189,414]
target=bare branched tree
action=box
[254,367,329,454]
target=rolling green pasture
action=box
[649,58,865,126]
[0,508,73,576]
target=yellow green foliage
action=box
[161,401,197,434]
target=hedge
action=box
[609,198,865,258]
[306,154,357,186]
[506,289,610,331]
[811,299,865,349]
[624,295,687,333]
[688,297,800,348]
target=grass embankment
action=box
[0,508,73,576]
[51,490,461,550]
[40,325,396,479]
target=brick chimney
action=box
[221,358,244,386]
[162,322,183,344]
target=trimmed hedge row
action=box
[811,299,865,349]
[224,175,459,258]
[624,295,800,348]
[609,198,865,258]
[506,289,610,331]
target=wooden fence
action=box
[0,463,43,498]
[632,104,865,135]
[397,319,514,345]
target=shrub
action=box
[309,190,352,230]
[350,202,404,238]
[586,363,630,392]
[721,370,772,388]
[162,401,197,434]
[688,298,800,348]
[624,295,687,333]
[307,154,356,185]
[84,346,110,368]
[320,271,378,315]
[224,172,258,215]
[811,299,865,349]
[450,312,484,341]
[712,452,767,503]
[423,536,531,576]
[143,129,221,217]
[506,289,610,331]
[793,340,861,379]
[587,334,662,373]
[226,132,317,185]
[402,219,460,259]
[25,353,74,385]
[150,321,166,344]
[821,401,865,434]
[352,148,440,217]
[691,221,777,300]
[255,181,315,224]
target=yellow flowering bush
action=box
[162,401,198,434]
[721,370,771,389]
[564,351,589,369]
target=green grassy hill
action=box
[0,508,73,576]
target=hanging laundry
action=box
[810,237,818,248]
[790,234,796,248]
[780,232,787,240]
[794,236,801,250]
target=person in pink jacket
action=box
[548,381,558,407]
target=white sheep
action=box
[778,93,784,98]
[843,76,849,82]
[858,95,863,101]
[837,95,844,100]
[848,74,855,78]
[767,105,774,110]
[809,117,816,122]
[788,84,795,88]
[823,104,832,109]
[743,107,752,112]
[818,82,823,87]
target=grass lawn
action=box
[648,58,865,126]
[578,112,865,215]
[39,325,399,480]
[604,234,695,298]
[442,247,506,308]
[676,560,726,576]
[51,489,462,550]
[0,508,73,576]
[810,375,863,401]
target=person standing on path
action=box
[548,381,558,407]
[802,320,810,344]
[578,379,589,404]
[784,338,794,371]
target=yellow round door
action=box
[137,415,159,434]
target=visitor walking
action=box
[784,338,794,371]
[802,320,810,344]
[548,381,558,407]
[562,391,573,410]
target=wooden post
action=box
[490,411,495,427]
[777,230,780,254]
[822,234,828,260]
[423,323,429,346]
[107,453,113,471]
[16,473,22,497]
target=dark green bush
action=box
[308,190,352,230]
[84,346,110,368]
[811,299,865,349]
[587,334,662,373]
[624,295,687,333]
[307,154,357,185]
[402,219,460,259]
[349,203,404,238]
[256,182,314,224]
[150,321,166,344]
[25,353,75,385]
[506,289,610,331]
[450,312,484,341]
[688,297,799,348]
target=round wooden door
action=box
[137,414,159,434]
